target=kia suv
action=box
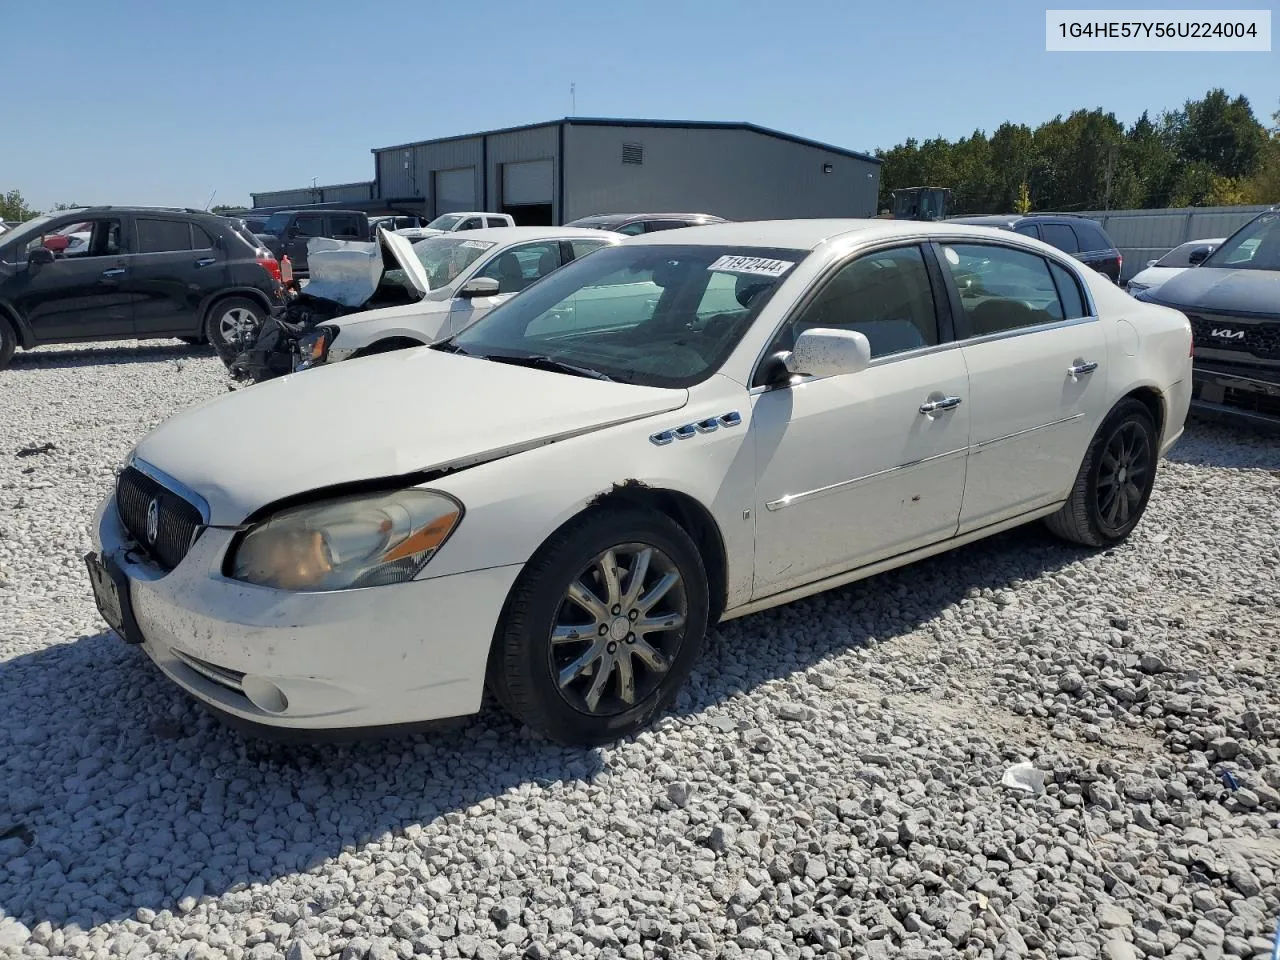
[0,206,284,369]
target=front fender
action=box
[0,298,35,348]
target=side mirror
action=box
[1145,259,1158,268]
[785,328,872,378]
[459,276,500,298]
[28,247,55,268]
[1187,247,1210,266]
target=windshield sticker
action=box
[707,255,795,278]
[459,240,497,250]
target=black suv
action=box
[947,214,1123,283]
[1136,206,1280,430]
[0,206,284,369]
[254,209,370,276]
[565,212,726,235]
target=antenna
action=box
[570,81,576,116]
[204,189,216,211]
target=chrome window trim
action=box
[129,456,212,524]
[765,446,968,512]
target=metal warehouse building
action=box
[252,117,882,224]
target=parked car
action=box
[396,212,515,241]
[369,215,427,239]
[0,206,285,368]
[86,219,1190,744]
[224,213,272,234]
[255,209,370,277]
[235,226,621,381]
[946,214,1123,283]
[1134,207,1280,429]
[1124,238,1224,296]
[566,212,726,236]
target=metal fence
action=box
[1058,204,1271,280]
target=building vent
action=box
[622,142,644,165]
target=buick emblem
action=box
[146,498,160,545]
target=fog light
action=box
[242,675,289,714]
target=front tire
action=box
[488,507,710,745]
[205,298,265,365]
[1046,399,1158,547]
[0,318,16,370]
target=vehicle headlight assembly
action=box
[295,326,337,371]
[1125,281,1148,294]
[228,490,461,591]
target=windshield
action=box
[1154,239,1220,268]
[1203,211,1280,271]
[412,235,498,289]
[447,244,808,388]
[262,213,292,235]
[427,214,463,231]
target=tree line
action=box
[876,88,1279,216]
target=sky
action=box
[1,0,1274,211]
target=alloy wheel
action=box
[219,307,259,346]
[550,542,688,717]
[1095,420,1151,533]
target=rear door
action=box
[933,240,1108,532]
[130,217,225,337]
[286,214,325,270]
[9,215,134,341]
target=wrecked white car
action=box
[233,227,621,381]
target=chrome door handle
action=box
[194,257,217,268]
[100,268,126,279]
[919,395,962,415]
[1068,360,1099,378]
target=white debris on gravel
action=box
[1,341,1278,960]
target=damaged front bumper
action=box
[1191,361,1280,431]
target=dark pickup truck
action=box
[1136,206,1280,430]
[255,209,370,277]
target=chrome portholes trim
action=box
[973,413,1085,451]
[650,411,742,446]
[765,446,968,511]
[130,456,212,524]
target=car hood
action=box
[134,348,688,525]
[303,230,430,307]
[1148,266,1280,317]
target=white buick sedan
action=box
[87,220,1192,744]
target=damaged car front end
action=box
[229,229,429,383]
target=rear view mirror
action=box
[28,247,55,267]
[1188,247,1210,266]
[459,276,500,298]
[785,328,872,378]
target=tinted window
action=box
[1013,223,1040,239]
[1071,221,1108,252]
[647,220,692,232]
[486,217,507,228]
[1039,223,1079,254]
[296,216,324,237]
[769,245,939,359]
[329,216,362,239]
[940,243,1067,335]
[1048,262,1088,319]
[191,224,214,249]
[477,241,563,294]
[570,239,610,259]
[615,222,646,236]
[137,219,193,253]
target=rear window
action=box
[1040,223,1079,254]
[1071,221,1109,252]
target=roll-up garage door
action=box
[501,159,554,225]
[434,167,475,214]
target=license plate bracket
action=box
[85,551,145,644]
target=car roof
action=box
[573,212,723,225]
[435,211,505,218]
[415,226,621,243]
[946,215,1021,227]
[619,218,1055,250]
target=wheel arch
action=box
[199,287,274,328]
[0,300,35,348]
[1119,384,1165,437]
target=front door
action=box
[750,244,970,599]
[287,214,325,271]
[932,240,1110,532]
[11,216,133,342]
[129,217,224,337]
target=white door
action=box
[750,244,971,599]
[934,241,1110,532]
[502,160,553,205]
[434,168,475,215]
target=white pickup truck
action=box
[395,211,515,241]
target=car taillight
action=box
[256,257,282,283]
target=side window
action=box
[296,216,324,237]
[477,241,563,294]
[460,218,483,230]
[1039,223,1079,254]
[486,217,508,228]
[615,222,646,236]
[191,224,214,250]
[1048,261,1088,319]
[329,216,361,239]
[940,243,1068,336]
[569,239,610,259]
[1013,223,1040,240]
[136,218,194,253]
[1070,221,1106,252]
[768,245,940,360]
[647,220,690,232]
[47,219,124,259]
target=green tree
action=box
[1169,88,1268,180]
[0,189,39,222]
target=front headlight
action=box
[1125,281,1148,294]
[228,489,461,591]
[295,326,337,371]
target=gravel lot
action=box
[1,342,1278,960]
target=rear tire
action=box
[488,507,710,745]
[205,297,265,365]
[1046,399,1158,547]
[0,317,16,370]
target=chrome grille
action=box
[170,648,246,694]
[1188,313,1280,360]
[116,466,204,571]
